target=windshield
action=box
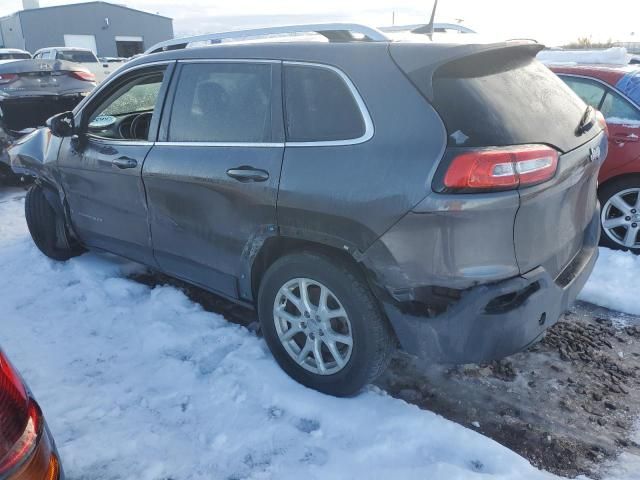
[55,51,98,63]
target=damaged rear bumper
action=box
[381,211,600,364]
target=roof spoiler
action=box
[145,23,390,54]
[390,40,544,101]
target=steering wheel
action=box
[129,112,152,140]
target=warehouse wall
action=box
[0,14,26,50]
[17,2,173,56]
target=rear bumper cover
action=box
[382,210,600,364]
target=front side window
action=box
[560,76,607,108]
[284,64,366,142]
[86,69,165,141]
[168,63,272,143]
[600,90,640,121]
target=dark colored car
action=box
[9,26,606,396]
[550,64,640,253]
[0,59,96,184]
[0,349,63,480]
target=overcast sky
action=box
[0,0,638,47]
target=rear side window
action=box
[560,76,607,108]
[168,63,272,143]
[600,90,640,121]
[284,64,365,142]
[56,51,97,63]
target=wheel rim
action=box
[273,278,353,375]
[602,187,640,249]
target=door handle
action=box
[226,166,269,182]
[111,156,138,169]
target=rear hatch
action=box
[391,42,605,280]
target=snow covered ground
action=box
[0,186,636,480]
[578,247,640,316]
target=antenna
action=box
[411,0,439,39]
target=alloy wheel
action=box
[273,278,353,375]
[601,187,640,249]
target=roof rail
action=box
[145,23,390,54]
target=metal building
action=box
[0,1,174,57]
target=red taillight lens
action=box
[0,73,18,85]
[70,70,96,82]
[443,145,559,191]
[0,351,40,474]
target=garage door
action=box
[63,34,97,54]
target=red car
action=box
[0,349,62,480]
[550,64,640,253]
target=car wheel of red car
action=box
[599,176,640,254]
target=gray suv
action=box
[9,25,607,396]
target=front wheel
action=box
[599,176,640,254]
[25,184,84,261]
[257,251,395,397]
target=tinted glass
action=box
[168,63,272,143]
[284,65,365,142]
[56,51,97,63]
[0,53,30,60]
[600,91,640,121]
[424,51,590,152]
[561,76,607,108]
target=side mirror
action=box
[47,111,75,137]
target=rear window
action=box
[284,64,365,143]
[428,51,590,152]
[56,51,97,63]
[0,53,30,60]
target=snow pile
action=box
[537,47,630,65]
[607,117,640,128]
[0,189,555,479]
[579,248,640,316]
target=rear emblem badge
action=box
[589,146,601,163]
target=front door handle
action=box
[226,166,269,182]
[111,156,138,169]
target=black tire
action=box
[598,175,640,254]
[257,251,395,396]
[25,184,84,261]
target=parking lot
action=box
[1,185,639,479]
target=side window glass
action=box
[283,64,366,142]
[560,77,607,108]
[86,69,165,141]
[600,91,640,121]
[168,63,272,143]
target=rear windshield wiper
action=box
[576,105,595,135]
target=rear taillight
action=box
[443,145,559,192]
[70,70,96,82]
[0,73,18,85]
[0,351,40,474]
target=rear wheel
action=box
[25,184,84,261]
[599,176,640,254]
[257,251,394,397]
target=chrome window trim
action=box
[282,61,374,147]
[155,142,285,148]
[86,134,153,147]
[558,73,640,111]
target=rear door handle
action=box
[226,166,269,182]
[111,156,138,169]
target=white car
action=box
[33,47,115,82]
[0,48,31,60]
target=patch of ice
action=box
[537,47,630,66]
[578,248,640,316]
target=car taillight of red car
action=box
[0,350,60,479]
